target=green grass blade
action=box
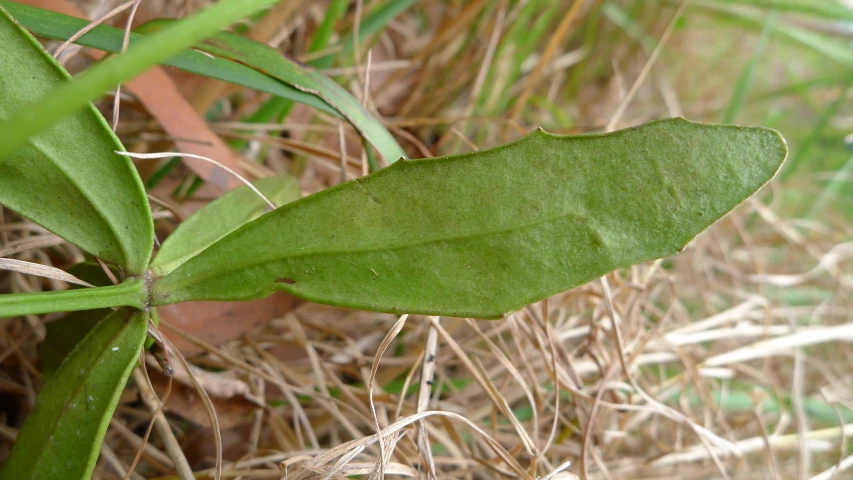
[0,0,281,160]
[601,1,657,52]
[807,153,853,218]
[246,0,418,129]
[690,2,853,64]
[691,0,853,21]
[5,2,334,116]
[151,119,787,319]
[242,0,348,128]
[722,12,777,124]
[0,309,147,480]
[308,0,349,57]
[151,173,301,276]
[6,2,406,163]
[140,19,406,163]
[312,0,420,69]
[780,73,853,179]
[0,5,152,273]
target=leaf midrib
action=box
[165,206,618,289]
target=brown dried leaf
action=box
[159,292,300,354]
[148,372,257,430]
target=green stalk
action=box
[0,0,280,159]
[0,279,146,317]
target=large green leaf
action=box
[151,118,787,318]
[0,308,148,480]
[151,173,301,276]
[0,5,152,273]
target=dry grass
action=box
[2,1,853,479]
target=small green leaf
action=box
[0,308,148,480]
[151,119,787,318]
[0,5,152,273]
[151,173,301,276]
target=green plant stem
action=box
[0,279,146,317]
[0,0,280,159]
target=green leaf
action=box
[151,173,301,276]
[151,118,787,318]
[0,5,152,273]
[142,19,407,164]
[0,308,148,480]
[0,0,282,159]
[40,309,109,379]
[3,2,407,163]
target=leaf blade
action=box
[0,5,152,273]
[0,308,148,480]
[151,173,301,276]
[151,119,787,318]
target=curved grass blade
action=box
[0,5,152,273]
[245,0,417,128]
[2,1,335,115]
[151,118,787,318]
[4,2,406,163]
[0,308,148,480]
[141,19,406,164]
[0,0,282,159]
[151,173,301,276]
